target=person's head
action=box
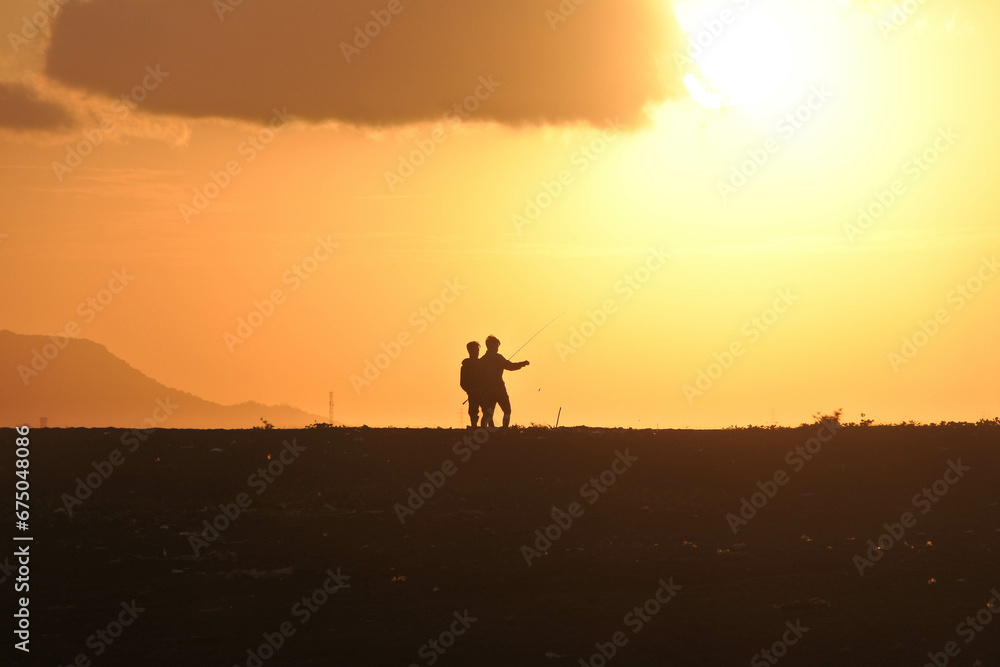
[466,341,480,358]
[485,335,500,352]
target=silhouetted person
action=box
[479,335,529,428]
[460,341,483,428]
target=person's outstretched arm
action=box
[502,356,529,371]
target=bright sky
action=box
[1,0,998,427]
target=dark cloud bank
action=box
[0,81,76,131]
[44,0,685,127]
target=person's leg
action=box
[474,395,485,428]
[467,395,478,428]
[481,398,495,428]
[498,393,512,428]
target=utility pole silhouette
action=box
[329,391,335,424]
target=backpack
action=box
[460,358,476,393]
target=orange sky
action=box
[2,0,998,427]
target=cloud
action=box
[0,80,76,131]
[44,0,685,128]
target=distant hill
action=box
[0,331,324,428]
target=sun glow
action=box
[683,72,725,109]
[673,0,842,113]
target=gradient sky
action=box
[1,0,998,428]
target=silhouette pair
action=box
[461,335,529,428]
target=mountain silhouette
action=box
[0,330,323,428]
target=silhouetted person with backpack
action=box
[460,341,483,428]
[479,335,529,428]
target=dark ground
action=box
[3,423,999,666]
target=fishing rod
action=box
[508,312,564,361]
